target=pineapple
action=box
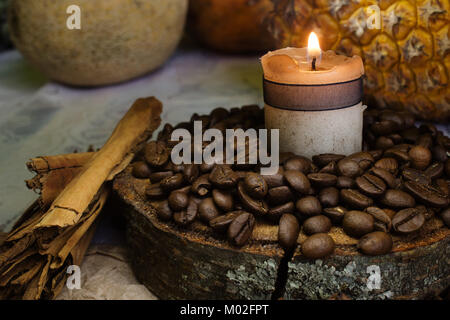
[265,0,449,122]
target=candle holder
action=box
[261,47,365,159]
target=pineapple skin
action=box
[266,0,449,122]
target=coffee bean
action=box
[384,146,411,162]
[432,145,448,163]
[356,173,386,197]
[262,167,285,188]
[278,214,300,250]
[408,146,432,170]
[370,167,397,188]
[284,156,311,173]
[342,211,374,238]
[357,232,393,255]
[191,174,212,197]
[319,187,339,207]
[336,176,355,189]
[160,173,184,192]
[200,162,215,173]
[301,233,335,259]
[146,183,166,200]
[446,159,450,177]
[279,152,296,164]
[366,207,392,232]
[168,191,189,211]
[296,196,322,217]
[312,154,345,167]
[440,207,450,227]
[156,200,172,221]
[267,186,294,205]
[285,170,311,193]
[132,161,152,179]
[379,111,404,128]
[424,162,444,179]
[173,203,197,226]
[368,149,384,161]
[323,206,347,224]
[149,171,174,183]
[417,133,433,149]
[237,181,269,216]
[402,168,431,185]
[209,107,229,126]
[337,158,361,178]
[244,172,268,199]
[183,164,199,184]
[227,212,255,247]
[307,173,337,188]
[144,141,170,168]
[268,202,295,221]
[374,158,398,175]
[198,197,220,222]
[436,179,449,197]
[380,189,416,208]
[319,161,337,174]
[210,211,243,232]
[404,181,448,208]
[212,189,234,212]
[340,189,373,209]
[371,120,397,136]
[375,136,394,150]
[346,152,374,170]
[209,165,237,189]
[303,215,332,235]
[392,208,425,234]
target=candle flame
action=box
[308,32,321,54]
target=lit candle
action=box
[261,32,365,158]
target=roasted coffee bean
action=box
[381,189,416,208]
[262,167,285,188]
[173,201,197,226]
[284,170,311,193]
[424,162,444,179]
[168,191,189,211]
[371,120,397,136]
[404,181,448,208]
[237,181,269,216]
[209,165,237,189]
[401,127,420,143]
[356,173,386,197]
[370,167,397,188]
[278,214,300,250]
[149,171,173,183]
[392,208,425,234]
[379,111,404,128]
[209,107,229,126]
[440,207,450,227]
[319,161,337,174]
[388,133,403,144]
[384,146,411,162]
[368,149,383,161]
[284,156,311,173]
[301,233,335,259]
[210,211,243,233]
[144,141,170,168]
[446,159,450,177]
[312,154,345,167]
[227,212,255,247]
[340,189,373,209]
[346,152,374,170]
[357,232,393,256]
[336,176,355,189]
[212,189,234,212]
[191,174,212,197]
[170,163,184,173]
[323,206,347,224]
[415,205,434,220]
[408,146,432,170]
[198,197,220,222]
[436,179,449,197]
[156,200,172,221]
[303,215,332,235]
[342,211,374,238]
[132,161,152,179]
[146,183,165,200]
[366,207,392,232]
[200,162,215,173]
[337,158,361,178]
[375,136,394,150]
[374,158,398,175]
[244,172,268,199]
[319,187,339,207]
[417,133,433,149]
[160,173,184,192]
[279,152,296,164]
[267,186,294,205]
[402,168,431,185]
[183,164,199,184]
[432,145,448,163]
[307,173,337,188]
[173,185,191,194]
[268,202,295,221]
[296,196,322,217]
[157,123,174,142]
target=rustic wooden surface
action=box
[113,168,449,300]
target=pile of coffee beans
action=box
[131,105,449,259]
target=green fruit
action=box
[8,0,188,86]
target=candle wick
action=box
[312,57,317,71]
